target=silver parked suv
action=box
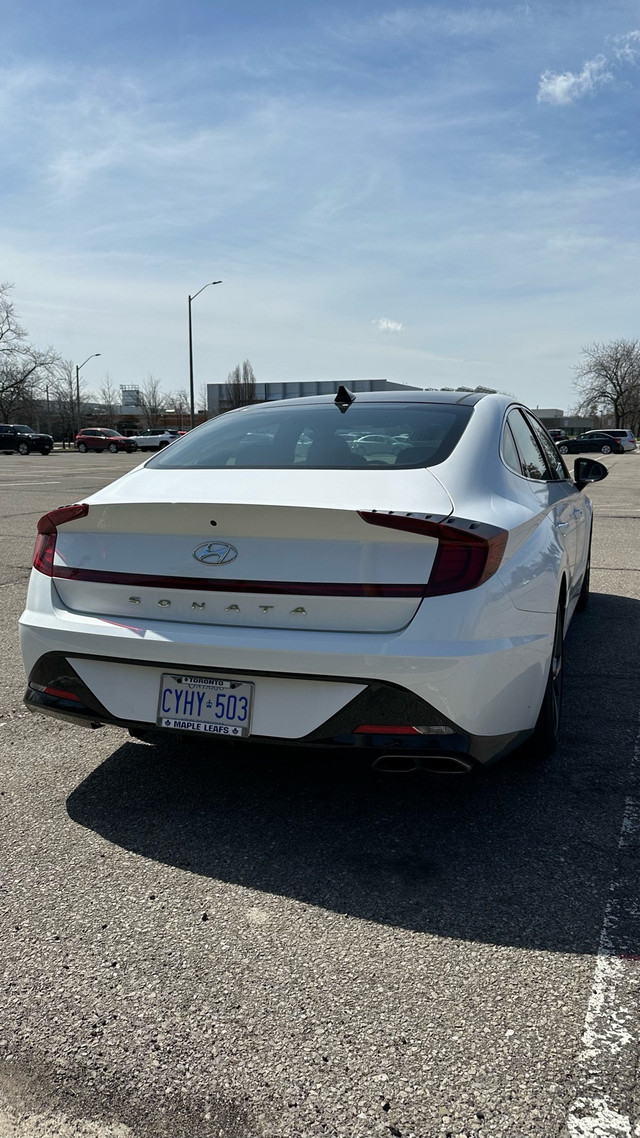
[583,429,637,452]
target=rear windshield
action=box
[147,401,473,470]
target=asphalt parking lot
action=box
[0,449,639,1138]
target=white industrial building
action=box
[206,378,421,417]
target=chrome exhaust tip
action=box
[371,754,421,773]
[419,754,474,775]
[372,753,474,775]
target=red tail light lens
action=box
[33,505,89,576]
[357,511,508,596]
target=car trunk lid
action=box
[46,467,454,634]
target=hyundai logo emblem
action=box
[192,541,238,565]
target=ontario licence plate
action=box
[157,674,254,736]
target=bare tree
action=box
[49,358,95,438]
[0,282,59,421]
[225,359,256,410]
[165,387,190,429]
[138,374,168,429]
[197,382,209,420]
[573,340,640,429]
[99,373,120,424]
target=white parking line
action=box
[567,712,640,1137]
[0,481,63,487]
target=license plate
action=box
[157,674,254,736]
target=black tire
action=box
[600,444,612,454]
[159,440,169,448]
[108,442,119,453]
[41,447,51,455]
[558,444,569,454]
[527,604,564,759]
[17,442,29,455]
[77,442,88,453]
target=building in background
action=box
[533,408,595,435]
[206,378,421,417]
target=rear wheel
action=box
[41,447,51,455]
[600,444,612,454]
[17,442,29,455]
[558,444,569,454]
[77,442,88,453]
[527,604,564,759]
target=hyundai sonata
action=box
[20,389,607,772]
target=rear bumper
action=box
[23,651,527,767]
[19,562,555,765]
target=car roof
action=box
[224,389,495,413]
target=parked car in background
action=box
[21,389,608,773]
[557,433,624,455]
[125,428,182,451]
[547,429,566,441]
[0,424,53,455]
[586,429,637,452]
[75,429,137,453]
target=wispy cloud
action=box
[537,55,613,105]
[336,5,528,45]
[373,318,405,333]
[537,28,640,105]
[609,29,640,64]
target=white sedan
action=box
[19,389,607,773]
[125,428,183,451]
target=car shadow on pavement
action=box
[66,591,640,956]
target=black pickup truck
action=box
[0,423,54,455]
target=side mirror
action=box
[574,457,609,491]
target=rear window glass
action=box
[147,401,473,469]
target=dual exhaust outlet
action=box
[371,753,474,775]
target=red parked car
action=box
[75,429,137,454]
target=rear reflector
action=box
[358,511,507,595]
[33,504,89,576]
[355,725,421,735]
[44,686,81,702]
[355,724,456,736]
[29,682,81,702]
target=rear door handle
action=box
[557,521,570,529]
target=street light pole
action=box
[188,281,221,430]
[76,353,101,430]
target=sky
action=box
[1,1,639,412]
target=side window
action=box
[501,421,521,474]
[506,410,550,481]
[525,413,570,481]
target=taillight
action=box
[32,504,89,576]
[357,511,508,596]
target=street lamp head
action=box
[78,352,102,371]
